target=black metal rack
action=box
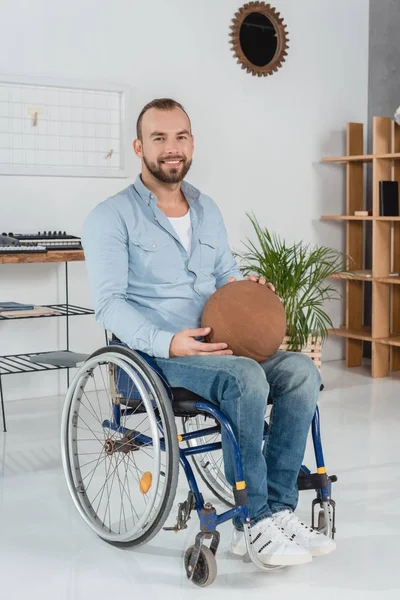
[0,303,93,320]
[0,351,72,375]
[0,256,94,432]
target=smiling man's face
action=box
[134,107,194,184]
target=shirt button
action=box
[152,243,157,248]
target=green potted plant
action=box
[234,213,350,368]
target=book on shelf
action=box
[354,210,372,216]
[0,305,62,318]
[0,302,34,311]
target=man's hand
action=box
[228,275,275,293]
[169,327,233,358]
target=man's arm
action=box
[213,209,244,288]
[82,203,174,358]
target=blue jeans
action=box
[153,350,321,528]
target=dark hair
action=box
[136,98,191,140]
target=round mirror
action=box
[240,12,277,67]
[230,2,289,77]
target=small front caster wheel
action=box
[184,545,217,587]
[317,502,336,539]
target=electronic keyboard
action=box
[1,231,82,251]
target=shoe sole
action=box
[230,545,313,567]
[309,540,336,557]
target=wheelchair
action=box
[61,343,337,587]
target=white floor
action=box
[0,360,400,600]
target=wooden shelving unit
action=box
[322,116,400,378]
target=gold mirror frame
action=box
[229,2,289,77]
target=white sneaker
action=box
[230,517,313,567]
[272,510,336,557]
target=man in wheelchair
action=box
[81,98,336,569]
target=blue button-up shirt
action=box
[82,175,243,358]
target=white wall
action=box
[0,0,369,401]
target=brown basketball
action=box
[201,280,286,362]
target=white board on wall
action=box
[0,76,130,178]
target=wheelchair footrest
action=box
[163,491,196,532]
[297,472,337,491]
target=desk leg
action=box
[65,261,70,388]
[0,375,6,433]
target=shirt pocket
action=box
[129,235,182,284]
[198,234,218,274]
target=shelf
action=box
[375,153,400,160]
[321,153,400,163]
[0,351,71,376]
[0,303,94,321]
[330,272,400,283]
[330,271,372,281]
[322,215,373,221]
[375,276,400,284]
[375,216,400,220]
[375,335,400,347]
[321,155,373,163]
[0,249,85,264]
[329,328,400,346]
[321,215,400,221]
[328,326,372,341]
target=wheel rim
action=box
[61,352,172,543]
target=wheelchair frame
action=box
[106,348,336,580]
[61,345,337,586]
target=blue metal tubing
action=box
[311,407,331,502]
[106,400,245,485]
[103,420,156,446]
[217,506,247,527]
[119,406,142,417]
[179,425,221,442]
[194,401,245,484]
[103,422,223,460]
[179,447,248,524]
[300,465,311,475]
[183,442,222,456]
[179,450,204,510]
[311,407,325,470]
[113,403,121,428]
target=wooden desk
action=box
[0,249,85,264]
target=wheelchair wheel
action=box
[182,415,234,507]
[184,545,217,587]
[61,345,179,547]
[317,500,336,539]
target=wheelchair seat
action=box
[121,385,211,418]
[169,387,209,417]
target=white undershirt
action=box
[167,209,192,254]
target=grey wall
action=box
[364,0,400,352]
[368,0,400,135]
